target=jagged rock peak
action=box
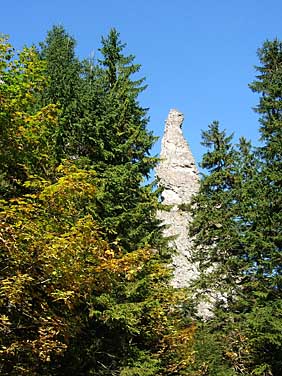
[156,110,215,317]
[155,109,200,288]
[156,109,199,205]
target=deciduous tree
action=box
[0,35,58,198]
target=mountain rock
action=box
[156,109,200,288]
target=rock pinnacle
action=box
[156,109,199,288]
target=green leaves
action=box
[0,37,58,198]
[0,163,172,375]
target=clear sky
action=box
[2,0,282,165]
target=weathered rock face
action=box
[156,109,199,288]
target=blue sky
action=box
[2,0,282,166]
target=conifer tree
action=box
[189,121,244,297]
[248,39,282,291]
[243,39,282,374]
[96,29,154,171]
[79,29,162,252]
[188,40,282,375]
[38,27,163,252]
[39,25,82,159]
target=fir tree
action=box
[244,39,282,375]
[248,39,282,291]
[80,29,162,252]
[188,40,282,375]
[39,25,82,159]
[189,121,243,297]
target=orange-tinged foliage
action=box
[0,169,196,374]
[1,164,195,375]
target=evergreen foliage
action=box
[39,26,82,159]
[38,27,162,252]
[249,39,282,289]
[79,28,161,251]
[189,121,241,293]
[188,39,282,375]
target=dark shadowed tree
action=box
[187,39,282,376]
[79,29,163,252]
[39,25,82,159]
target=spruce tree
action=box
[187,123,262,375]
[248,39,282,291]
[188,40,282,375]
[80,29,162,252]
[39,27,162,252]
[244,39,282,375]
[189,121,244,297]
[39,25,82,159]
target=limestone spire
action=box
[156,109,199,206]
[156,109,199,288]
